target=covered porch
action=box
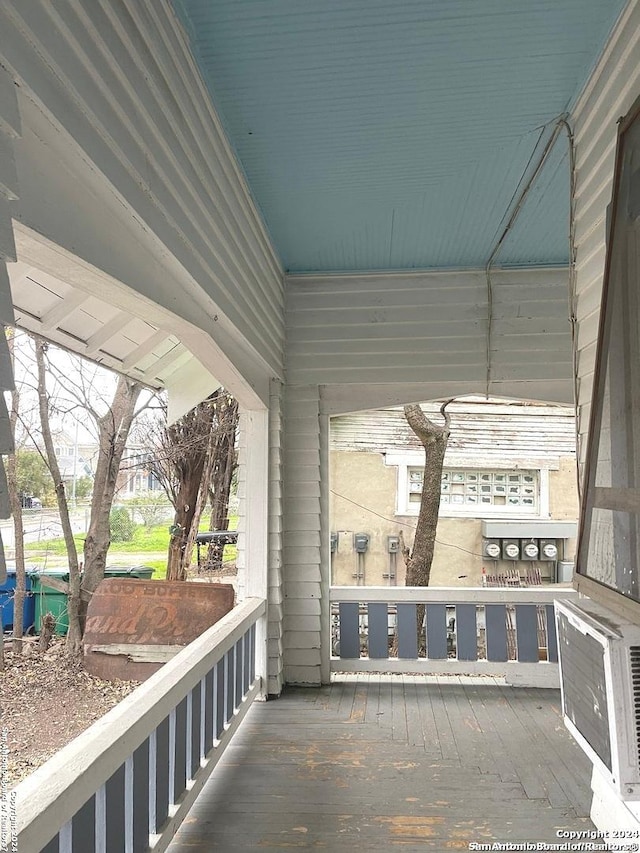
[168,675,593,851]
[14,586,594,851]
[1,0,640,848]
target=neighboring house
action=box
[330,399,578,587]
[52,433,163,500]
[117,447,164,499]
[51,430,96,483]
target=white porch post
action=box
[0,64,20,571]
[282,385,323,685]
[237,408,269,698]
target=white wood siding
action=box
[572,0,640,469]
[283,386,323,685]
[319,408,331,684]
[331,403,576,463]
[286,267,572,411]
[0,1,284,385]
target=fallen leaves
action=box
[0,637,139,788]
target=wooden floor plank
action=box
[439,683,489,771]
[375,677,395,735]
[414,678,444,759]
[168,676,596,853]
[336,672,358,719]
[502,687,593,816]
[493,685,568,802]
[363,671,381,725]
[460,681,520,783]
[349,672,369,722]
[391,672,409,741]
[403,675,426,749]
[425,680,460,762]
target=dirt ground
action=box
[0,638,139,789]
[0,566,238,790]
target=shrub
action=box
[110,507,135,542]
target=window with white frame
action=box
[54,445,74,457]
[406,467,539,514]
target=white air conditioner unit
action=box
[555,598,640,800]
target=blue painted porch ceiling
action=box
[173,1,626,273]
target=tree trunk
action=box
[144,391,238,580]
[401,401,453,650]
[166,458,206,581]
[7,399,25,655]
[183,417,220,572]
[80,377,142,630]
[6,332,25,655]
[34,339,82,655]
[38,613,55,653]
[403,435,446,588]
[206,395,238,569]
[402,402,452,587]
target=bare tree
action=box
[32,338,143,653]
[144,389,238,580]
[181,413,221,573]
[181,390,238,572]
[80,376,142,630]
[205,392,238,569]
[34,338,82,653]
[158,399,213,580]
[400,400,454,587]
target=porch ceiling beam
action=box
[84,310,132,357]
[141,344,187,384]
[39,290,89,333]
[121,328,167,372]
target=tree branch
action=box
[404,399,455,447]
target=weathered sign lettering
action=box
[83,579,235,681]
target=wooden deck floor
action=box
[168,674,595,851]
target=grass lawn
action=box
[24,524,172,556]
[24,518,238,580]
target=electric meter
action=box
[482,539,501,559]
[540,540,558,560]
[502,539,520,560]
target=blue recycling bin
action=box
[0,567,35,632]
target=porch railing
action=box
[330,586,579,687]
[14,597,266,853]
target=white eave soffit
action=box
[9,262,220,422]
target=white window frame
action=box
[386,453,551,518]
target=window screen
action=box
[578,100,640,604]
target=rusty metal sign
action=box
[83,579,235,682]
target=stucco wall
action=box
[330,450,578,587]
[548,458,580,520]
